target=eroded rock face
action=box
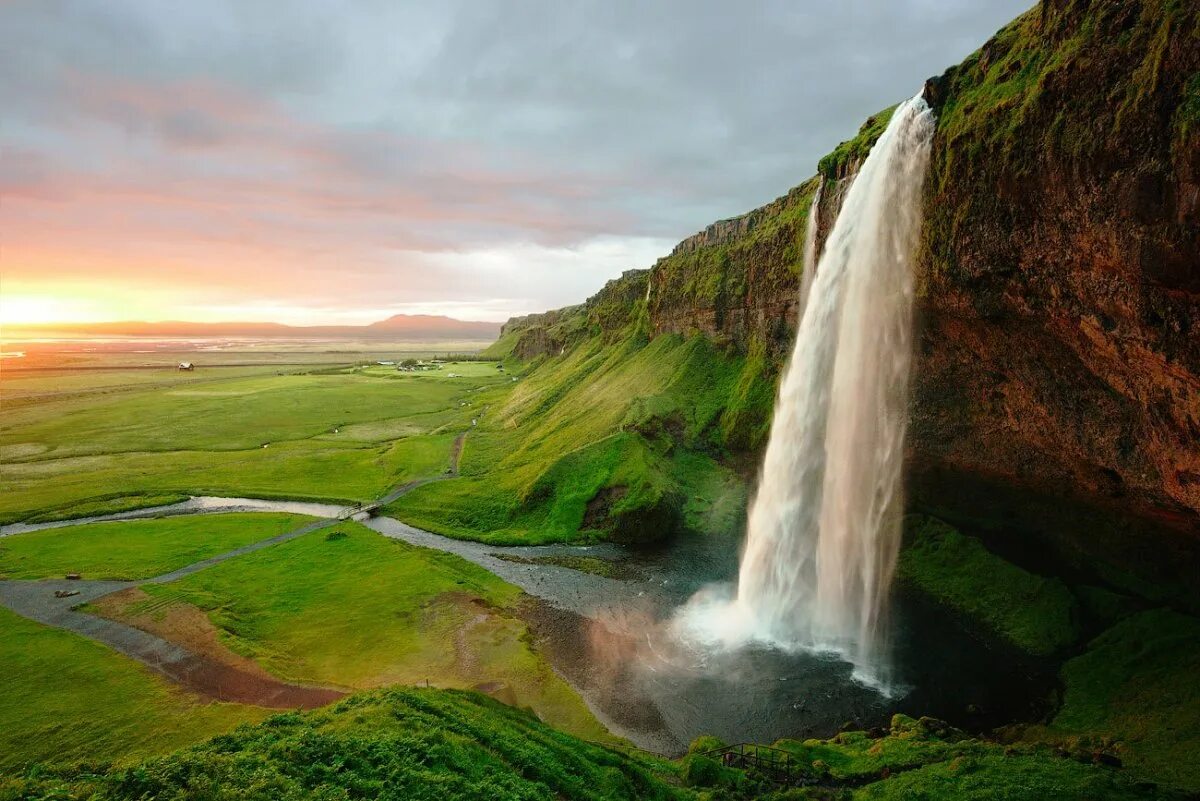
[909,0,1200,594]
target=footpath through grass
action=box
[0,606,265,772]
[0,513,312,581]
[115,522,610,741]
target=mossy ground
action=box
[1021,609,1200,794]
[898,516,1081,655]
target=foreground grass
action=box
[0,513,312,581]
[117,522,609,741]
[898,516,1081,654]
[0,607,265,772]
[0,688,688,801]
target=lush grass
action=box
[0,363,496,523]
[1,371,492,460]
[0,606,265,772]
[386,333,753,545]
[0,687,689,801]
[120,522,609,741]
[1024,609,1200,793]
[817,105,898,179]
[0,513,311,581]
[898,516,1081,654]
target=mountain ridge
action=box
[4,314,502,341]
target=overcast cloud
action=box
[1,0,1031,323]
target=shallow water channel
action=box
[1,500,1054,755]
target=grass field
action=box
[102,521,611,741]
[0,358,505,523]
[0,513,311,581]
[0,606,266,771]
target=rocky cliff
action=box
[910,0,1199,598]
[496,0,1200,602]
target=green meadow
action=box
[0,362,506,523]
[0,606,267,771]
[0,513,311,581]
[102,521,610,742]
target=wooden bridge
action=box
[702,743,810,788]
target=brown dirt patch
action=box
[90,587,345,709]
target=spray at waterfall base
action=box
[671,95,935,695]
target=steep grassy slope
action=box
[0,689,689,801]
[388,318,759,544]
[4,688,1177,801]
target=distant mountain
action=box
[5,314,502,341]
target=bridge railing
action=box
[701,742,807,787]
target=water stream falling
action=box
[678,94,934,690]
[796,180,823,319]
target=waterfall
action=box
[679,94,934,690]
[796,181,823,319]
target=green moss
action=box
[1028,609,1200,793]
[898,516,1081,654]
[817,106,898,179]
[764,715,1160,800]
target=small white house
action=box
[178,362,194,371]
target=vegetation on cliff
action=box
[388,313,761,544]
[898,516,1081,655]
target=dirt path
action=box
[0,431,470,709]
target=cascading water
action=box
[796,181,823,319]
[678,94,934,690]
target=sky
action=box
[0,0,1031,326]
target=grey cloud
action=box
[1,0,1033,318]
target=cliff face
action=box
[497,0,1200,598]
[910,0,1200,594]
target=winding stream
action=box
[0,498,1054,755]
